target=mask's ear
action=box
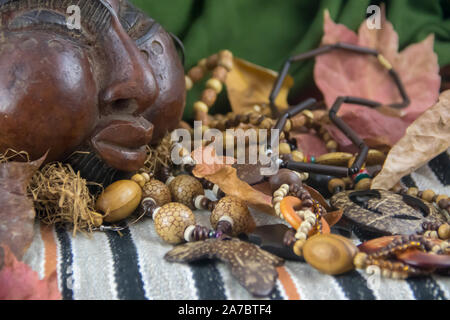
[170,32,185,67]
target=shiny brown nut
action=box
[168,175,204,209]
[210,196,255,236]
[96,180,142,223]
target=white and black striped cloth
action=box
[23,150,450,300]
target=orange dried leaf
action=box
[226,58,293,114]
[0,245,61,300]
[371,90,450,190]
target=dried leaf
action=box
[315,7,440,151]
[226,58,293,114]
[0,245,61,300]
[165,238,284,297]
[371,90,450,190]
[0,156,45,260]
[192,145,273,214]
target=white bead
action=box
[184,225,196,242]
[281,184,290,192]
[273,190,285,198]
[165,176,175,186]
[218,215,234,227]
[212,184,220,196]
[295,231,307,240]
[194,195,206,209]
[273,196,284,204]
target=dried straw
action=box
[142,133,172,174]
[28,162,103,236]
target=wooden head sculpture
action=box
[0,0,185,172]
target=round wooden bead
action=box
[291,150,304,162]
[206,78,223,94]
[279,142,291,155]
[406,187,419,197]
[355,178,372,191]
[438,223,450,240]
[201,88,217,107]
[96,180,143,223]
[421,189,435,203]
[185,75,193,91]
[210,196,255,236]
[194,101,208,114]
[212,66,228,82]
[302,234,358,275]
[154,203,195,244]
[168,175,204,209]
[438,197,450,209]
[269,169,302,193]
[328,178,345,194]
[142,179,172,207]
[188,66,205,82]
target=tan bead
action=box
[206,53,219,69]
[154,203,195,244]
[279,142,291,155]
[438,223,450,240]
[366,149,387,166]
[185,75,193,91]
[210,196,255,236]
[96,180,143,223]
[406,187,419,197]
[188,66,205,82]
[436,194,448,205]
[218,50,233,71]
[168,175,204,209]
[326,140,338,151]
[353,252,368,269]
[291,150,304,162]
[131,173,146,188]
[293,240,306,256]
[328,178,345,194]
[201,88,217,107]
[143,179,172,207]
[284,119,292,132]
[212,66,228,82]
[303,234,358,275]
[206,78,223,94]
[259,118,273,130]
[355,178,372,191]
[194,101,208,114]
[92,212,104,227]
[197,58,208,70]
[421,189,435,203]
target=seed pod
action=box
[168,175,204,209]
[96,180,142,223]
[302,234,358,275]
[143,179,171,207]
[210,196,255,236]
[154,203,195,244]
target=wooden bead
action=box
[421,189,435,203]
[194,101,208,114]
[206,78,223,94]
[284,119,292,132]
[293,240,306,256]
[353,252,368,269]
[291,150,304,162]
[438,197,450,209]
[154,203,195,244]
[279,142,291,155]
[201,88,217,107]
[328,178,345,194]
[355,178,372,191]
[131,173,146,188]
[436,195,448,206]
[212,66,228,82]
[96,180,142,223]
[142,179,172,207]
[206,53,219,69]
[406,187,419,197]
[302,234,358,275]
[168,175,204,209]
[188,66,205,82]
[185,75,193,91]
[438,223,450,240]
[269,169,302,193]
[210,196,255,236]
[326,140,338,151]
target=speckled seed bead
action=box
[210,196,255,236]
[154,203,196,245]
[142,179,172,207]
[168,175,204,209]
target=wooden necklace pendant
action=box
[330,190,447,238]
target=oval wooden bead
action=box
[210,196,255,236]
[302,234,358,275]
[154,203,195,244]
[142,179,172,207]
[168,175,204,209]
[96,180,142,223]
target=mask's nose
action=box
[99,16,158,116]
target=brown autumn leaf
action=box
[0,245,61,300]
[192,145,274,214]
[0,155,45,260]
[315,8,440,151]
[226,58,294,114]
[371,90,450,190]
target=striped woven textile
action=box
[22,150,450,300]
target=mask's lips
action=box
[90,116,153,172]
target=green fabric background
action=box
[131,0,450,120]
